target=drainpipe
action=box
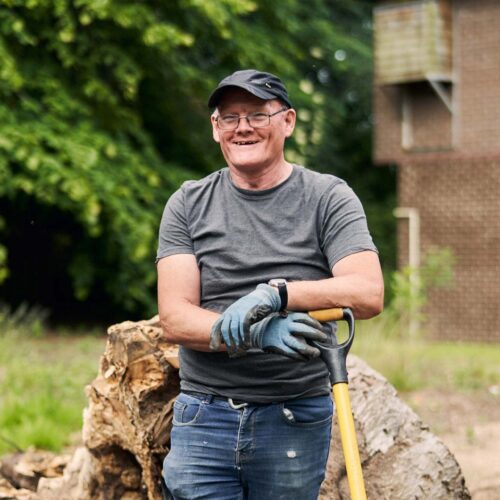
[393,207,421,336]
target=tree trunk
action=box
[2,316,470,499]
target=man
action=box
[157,69,383,499]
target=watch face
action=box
[268,278,287,286]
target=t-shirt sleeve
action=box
[319,181,378,270]
[156,186,194,263]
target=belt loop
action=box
[228,398,248,410]
[205,394,214,404]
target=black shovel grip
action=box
[308,308,355,385]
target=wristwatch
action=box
[268,278,288,312]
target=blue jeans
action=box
[162,392,333,500]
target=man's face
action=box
[211,88,296,173]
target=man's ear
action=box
[211,112,221,143]
[283,108,297,138]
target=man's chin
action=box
[229,160,268,172]
[223,147,275,171]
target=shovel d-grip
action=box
[309,307,354,385]
[308,307,367,500]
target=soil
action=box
[402,389,500,499]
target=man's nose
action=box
[235,116,253,132]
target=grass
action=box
[0,330,105,456]
[351,316,500,393]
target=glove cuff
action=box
[255,283,282,311]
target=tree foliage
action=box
[0,0,394,321]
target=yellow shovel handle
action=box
[333,383,367,500]
[308,307,344,322]
[308,307,367,500]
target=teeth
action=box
[235,141,257,145]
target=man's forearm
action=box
[157,254,223,351]
[159,300,221,351]
[287,275,384,320]
[284,251,384,319]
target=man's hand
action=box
[248,312,327,360]
[209,284,282,353]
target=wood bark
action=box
[1,316,470,499]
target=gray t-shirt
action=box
[156,165,377,402]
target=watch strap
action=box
[268,279,288,310]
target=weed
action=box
[465,426,476,445]
[380,246,455,340]
[0,302,49,338]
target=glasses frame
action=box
[216,107,289,131]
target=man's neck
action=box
[229,161,293,191]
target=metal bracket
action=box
[427,78,454,113]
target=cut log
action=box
[319,357,471,499]
[0,448,69,494]
[1,315,469,499]
[0,477,37,499]
[80,316,180,499]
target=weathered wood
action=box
[80,316,180,499]
[0,449,69,494]
[0,477,37,499]
[37,447,96,500]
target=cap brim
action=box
[208,83,286,108]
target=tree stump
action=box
[80,316,179,500]
[20,316,470,498]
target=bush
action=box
[375,246,455,339]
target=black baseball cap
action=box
[208,69,293,109]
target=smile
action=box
[234,141,259,145]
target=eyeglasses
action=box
[216,108,288,130]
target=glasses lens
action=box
[248,113,270,128]
[218,115,239,130]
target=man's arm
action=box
[157,254,220,350]
[286,250,384,319]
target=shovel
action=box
[308,307,366,500]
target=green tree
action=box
[0,0,393,322]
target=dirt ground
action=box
[402,389,500,499]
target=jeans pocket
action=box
[281,395,333,428]
[173,397,203,425]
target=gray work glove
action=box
[247,312,328,360]
[209,284,282,355]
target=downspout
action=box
[393,207,421,336]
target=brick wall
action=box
[398,160,500,341]
[458,0,500,154]
[374,0,500,341]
